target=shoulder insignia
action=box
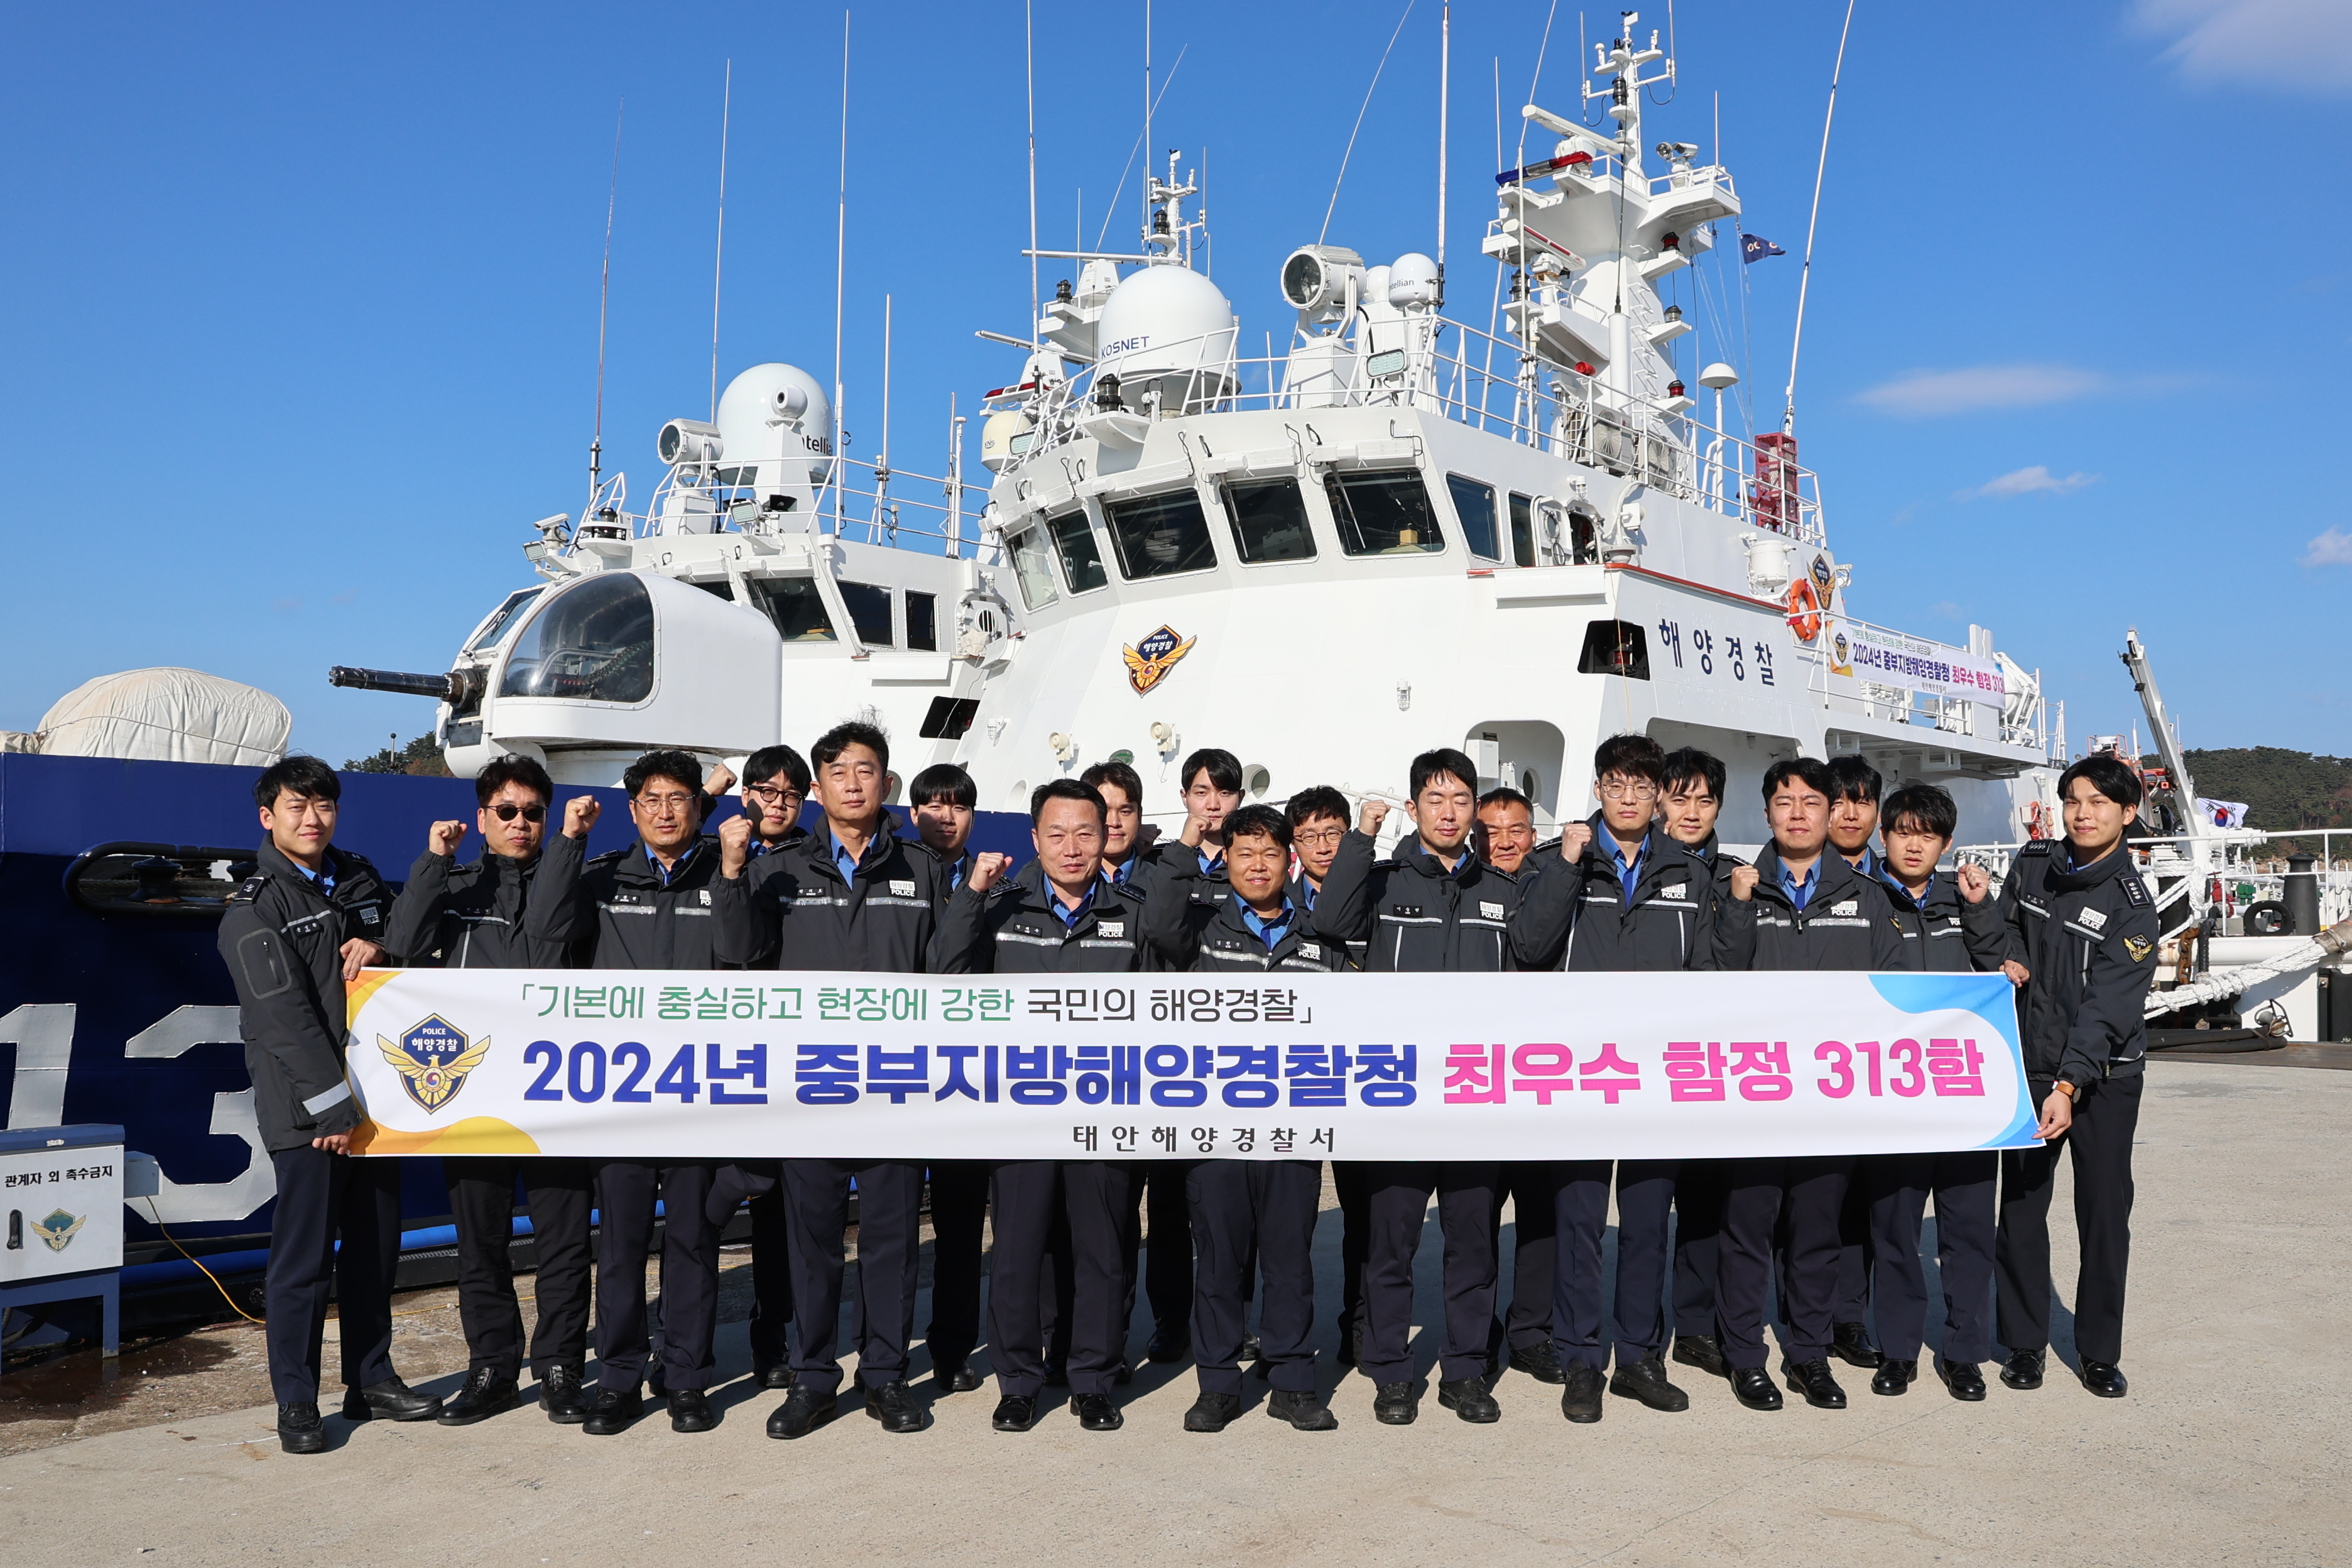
[2123,934,2153,962]
[338,850,376,868]
[2018,840,2055,857]
[1718,851,1750,869]
[2120,874,2150,907]
[228,874,268,904]
[586,847,628,866]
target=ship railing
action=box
[1795,609,2047,756]
[1008,315,1823,545]
[1949,830,2352,929]
[613,456,991,560]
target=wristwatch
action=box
[2054,1081,2077,1099]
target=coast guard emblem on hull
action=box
[31,1209,84,1252]
[377,1015,491,1113]
[1121,625,1197,695]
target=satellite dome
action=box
[1093,266,1238,415]
[715,362,833,484]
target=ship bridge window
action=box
[1048,506,1108,593]
[1106,488,1218,580]
[1576,619,1651,680]
[496,572,655,704]
[906,591,937,651]
[1007,525,1060,610]
[1508,494,1537,568]
[743,577,837,641]
[1324,469,1445,557]
[1220,478,1317,564]
[1444,474,1502,561]
[465,588,543,653]
[839,582,895,646]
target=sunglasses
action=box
[489,803,547,822]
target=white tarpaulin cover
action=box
[35,667,291,765]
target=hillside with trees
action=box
[2183,748,2352,836]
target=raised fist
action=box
[427,819,467,857]
[1357,798,1391,837]
[705,761,738,797]
[717,814,753,875]
[1558,823,1594,862]
[1729,864,1760,901]
[969,851,1012,892]
[563,795,602,840]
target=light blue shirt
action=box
[1104,854,1136,886]
[1777,858,1821,912]
[827,831,868,885]
[1050,879,1098,931]
[1608,834,1649,905]
[1242,898,1297,952]
[1198,846,1224,877]
[648,839,699,888]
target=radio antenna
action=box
[832,10,851,531]
[589,98,623,509]
[1320,0,1417,248]
[1783,0,1855,436]
[1141,0,1151,244]
[1025,0,1039,342]
[1435,0,1449,306]
[709,59,731,422]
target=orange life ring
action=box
[1785,578,1822,642]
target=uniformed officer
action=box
[1991,754,2160,1398]
[1862,783,2012,1401]
[218,756,441,1454]
[1284,785,1371,1368]
[381,754,594,1426]
[1655,746,1742,1384]
[1153,805,1348,1432]
[906,761,990,1395]
[527,749,754,1435]
[940,778,1189,1432]
[1533,734,1748,1422]
[1820,754,1888,1373]
[1304,748,1575,1424]
[727,721,991,1439]
[1716,759,1902,1412]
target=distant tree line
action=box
[2184,747,2352,847]
[344,732,451,776]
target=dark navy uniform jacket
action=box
[1745,845,1907,971]
[217,842,391,1150]
[1307,829,1573,973]
[1531,815,1753,972]
[730,824,981,972]
[383,846,565,970]
[944,858,1181,974]
[1995,839,2161,1089]
[530,830,751,970]
[1880,869,2009,974]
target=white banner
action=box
[1830,624,2008,702]
[342,969,2040,1161]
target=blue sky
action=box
[4,0,2348,765]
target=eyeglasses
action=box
[746,784,806,808]
[488,802,547,823]
[634,792,696,812]
[1294,829,1346,847]
[1599,780,1659,802]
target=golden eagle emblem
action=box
[2122,934,2153,964]
[30,1209,85,1252]
[378,1015,492,1113]
[1121,625,1197,695]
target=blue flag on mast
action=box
[1741,233,1787,263]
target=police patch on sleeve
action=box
[2123,934,2153,962]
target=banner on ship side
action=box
[342,968,2042,1162]
[1827,623,2008,703]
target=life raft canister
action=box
[1785,577,1823,642]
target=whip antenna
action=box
[589,99,623,509]
[1783,0,1855,436]
[1320,0,1418,248]
[709,59,731,422]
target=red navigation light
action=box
[1668,379,1686,397]
[1574,361,1596,376]
[1662,231,1680,251]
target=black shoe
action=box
[940,1363,984,1393]
[1672,1334,1729,1380]
[1184,1391,1243,1432]
[1936,1356,1987,1401]
[647,1368,667,1400]
[1070,1392,1123,1431]
[667,1388,715,1432]
[1373,1380,1419,1425]
[341,1377,442,1423]
[1042,1356,1069,1387]
[1781,1358,1848,1410]
[1239,1331,1261,1363]
[276,1402,327,1454]
[538,1362,589,1424]
[766,1385,838,1439]
[751,1359,793,1392]
[580,1385,641,1436]
[1871,1358,1917,1396]
[1731,1367,1783,1410]
[1437,1376,1500,1423]
[991,1394,1037,1432]
[437,1367,518,1427]
[2077,1359,2129,1398]
[1508,1342,1567,1385]
[1113,1359,1135,1386]
[1830,1320,1883,1369]
[2000,1348,2045,1390]
[1266,1389,1338,1430]
[1144,1327,1190,1364]
[1608,1356,1689,1413]
[863,1378,926,1434]
[1558,1363,1605,1424]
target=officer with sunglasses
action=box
[383,754,598,1427]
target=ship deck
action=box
[3,1054,2344,1567]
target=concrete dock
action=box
[3,1058,2345,1567]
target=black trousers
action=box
[1361,1160,1500,1385]
[1333,1160,1373,1342]
[742,1160,791,1371]
[1189,1160,1320,1394]
[925,1160,990,1375]
[1065,1160,1141,1395]
[1501,1162,1560,1354]
[1997,1074,2140,1365]
[1550,1158,1677,1371]
[1123,1161,1193,1340]
[1835,1160,1877,1323]
[592,1160,719,1392]
[781,1158,923,1393]
[1865,1150,1996,1363]
[264,1146,400,1405]
[1671,1158,1727,1340]
[442,1155,594,1376]
[1719,1155,1851,1370]
[984,1160,1092,1398]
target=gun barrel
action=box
[327,666,458,701]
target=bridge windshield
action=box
[496,574,655,704]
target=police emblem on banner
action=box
[1829,629,1853,678]
[1809,551,1836,606]
[376,1014,492,1113]
[1121,624,1197,695]
[30,1209,84,1252]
